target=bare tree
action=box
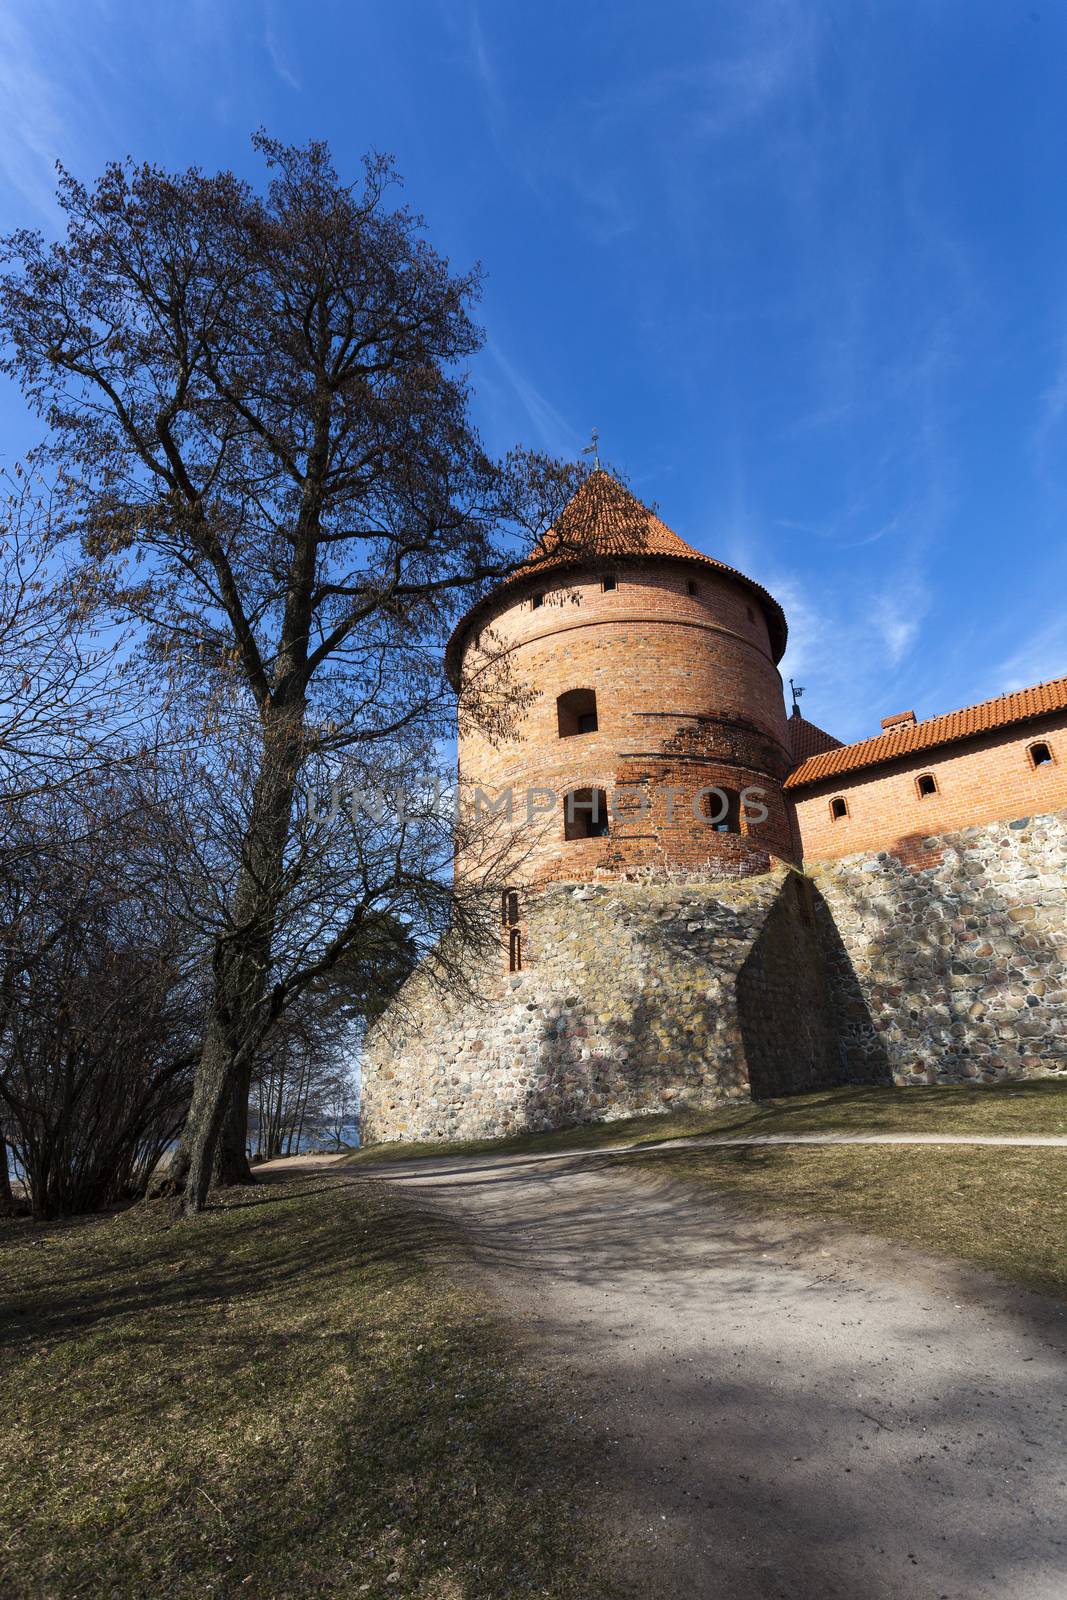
[0,134,581,1212]
[0,776,203,1217]
[0,467,142,807]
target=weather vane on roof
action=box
[581,426,601,470]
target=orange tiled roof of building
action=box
[788,711,843,763]
[786,674,1067,789]
[445,470,787,684]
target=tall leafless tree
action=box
[0,134,581,1211]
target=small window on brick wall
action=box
[502,888,520,927]
[564,788,609,839]
[530,592,544,610]
[557,688,598,737]
[830,796,848,821]
[1028,741,1053,768]
[703,787,742,833]
[508,928,523,972]
[916,773,938,798]
[687,579,699,596]
[602,574,618,592]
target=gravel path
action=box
[366,1146,1067,1600]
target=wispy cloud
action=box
[992,614,1067,695]
[0,3,81,217]
[484,342,581,459]
[770,558,932,741]
[264,3,301,92]
[1031,335,1067,473]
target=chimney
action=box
[880,709,917,733]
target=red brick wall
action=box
[456,560,799,885]
[791,714,1067,864]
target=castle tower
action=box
[446,470,798,883]
[359,470,847,1145]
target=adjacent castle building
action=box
[361,471,1067,1142]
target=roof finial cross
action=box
[581,425,601,470]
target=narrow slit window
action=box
[508,929,522,972]
[564,788,609,840]
[557,688,598,737]
[916,773,938,798]
[531,592,544,610]
[830,796,848,821]
[502,888,520,926]
[1029,741,1053,767]
[602,575,618,592]
[746,605,755,623]
[687,579,699,596]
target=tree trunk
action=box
[182,1009,241,1212]
[214,1062,254,1185]
[0,1134,14,1217]
[177,720,301,1214]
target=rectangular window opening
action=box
[564,788,610,840]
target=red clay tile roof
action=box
[445,470,788,684]
[786,674,1067,789]
[788,712,843,763]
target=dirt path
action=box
[367,1146,1067,1600]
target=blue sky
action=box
[2,0,1066,741]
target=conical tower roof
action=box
[445,468,787,684]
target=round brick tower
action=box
[445,470,798,885]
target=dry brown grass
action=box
[621,1142,1067,1298]
[0,1171,623,1599]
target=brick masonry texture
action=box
[810,807,1067,1086]
[457,560,799,885]
[360,868,860,1143]
[792,715,1067,863]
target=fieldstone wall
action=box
[811,807,1067,1085]
[360,867,848,1143]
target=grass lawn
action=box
[620,1142,1067,1300]
[346,1079,1067,1169]
[0,1172,622,1600]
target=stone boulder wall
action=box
[811,807,1067,1086]
[360,868,850,1144]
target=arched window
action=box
[830,796,848,821]
[916,773,938,798]
[1028,741,1053,768]
[564,788,609,840]
[501,888,520,927]
[508,929,523,972]
[557,688,598,737]
[703,787,742,832]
